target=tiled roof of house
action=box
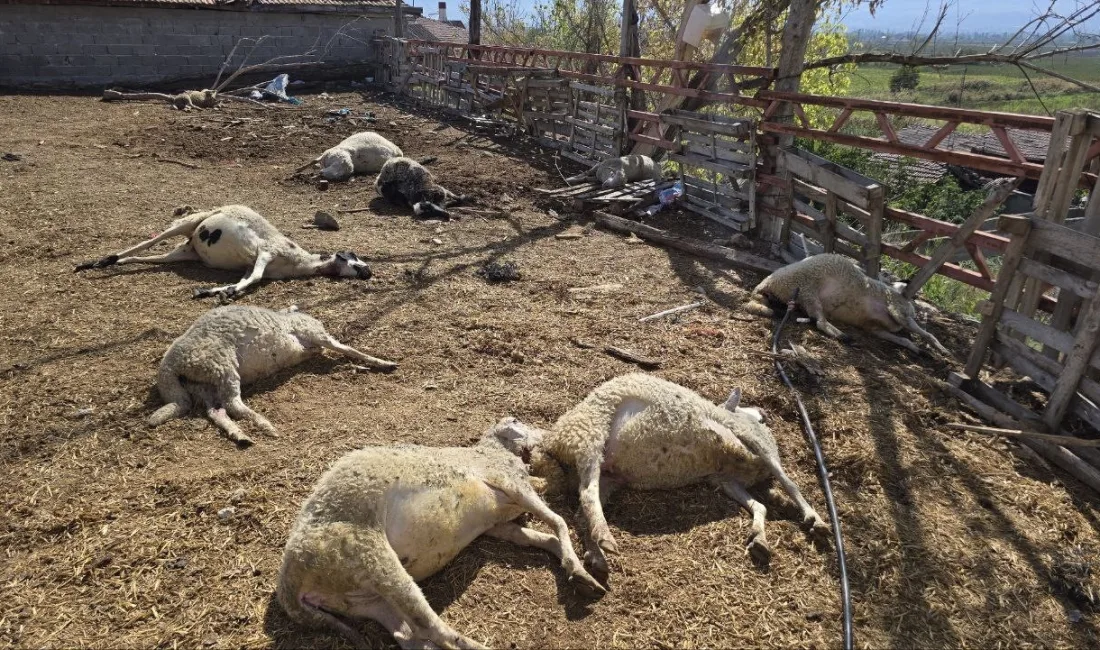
[871,124,1057,185]
[405,15,468,43]
[4,0,417,10]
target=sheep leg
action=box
[905,316,948,354]
[219,377,278,437]
[485,481,606,594]
[193,250,272,300]
[577,461,618,576]
[204,404,254,447]
[351,532,487,650]
[352,601,429,650]
[762,458,830,539]
[115,242,200,266]
[319,335,398,371]
[75,211,207,271]
[799,295,849,341]
[870,329,922,355]
[148,367,192,427]
[713,476,771,563]
[484,521,562,557]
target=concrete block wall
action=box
[0,5,391,89]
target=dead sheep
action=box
[75,205,372,300]
[496,373,828,577]
[750,253,947,355]
[277,417,604,649]
[375,156,464,220]
[315,131,404,181]
[149,305,396,446]
[564,154,663,189]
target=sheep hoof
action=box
[805,517,831,539]
[569,566,608,595]
[232,435,255,448]
[74,255,118,272]
[747,536,772,564]
[583,549,610,579]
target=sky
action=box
[420,0,1100,38]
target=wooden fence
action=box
[374,37,1100,470]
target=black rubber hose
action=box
[771,289,854,650]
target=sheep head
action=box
[319,251,372,280]
[482,416,544,462]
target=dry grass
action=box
[1,90,1099,649]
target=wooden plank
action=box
[996,334,1100,433]
[681,201,752,231]
[594,211,778,272]
[823,192,837,253]
[965,219,1034,378]
[865,186,884,278]
[1045,294,1100,429]
[682,140,755,167]
[903,178,1019,299]
[659,111,752,138]
[1029,218,1100,270]
[683,194,749,222]
[790,177,828,202]
[779,149,872,207]
[995,331,1100,407]
[997,307,1075,354]
[681,131,752,153]
[683,175,746,201]
[570,81,616,96]
[1018,258,1098,300]
[669,152,748,178]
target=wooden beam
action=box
[1044,294,1100,430]
[964,218,1034,378]
[593,211,780,274]
[903,178,1020,299]
[945,423,1100,448]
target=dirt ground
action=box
[1,90,1099,650]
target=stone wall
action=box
[0,4,393,89]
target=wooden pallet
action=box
[537,178,677,212]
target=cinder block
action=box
[83,43,110,56]
[106,44,136,56]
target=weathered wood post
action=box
[756,0,822,246]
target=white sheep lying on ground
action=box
[149,305,396,446]
[313,131,404,181]
[75,205,372,300]
[564,154,663,189]
[496,373,828,577]
[376,156,464,220]
[277,417,604,650]
[749,253,948,355]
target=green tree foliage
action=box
[462,0,855,117]
[888,65,920,92]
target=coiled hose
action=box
[772,288,854,650]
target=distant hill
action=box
[841,0,1099,35]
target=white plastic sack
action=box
[683,2,731,48]
[264,73,290,101]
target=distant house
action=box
[0,0,424,89]
[404,2,468,43]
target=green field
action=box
[838,55,1100,115]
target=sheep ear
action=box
[723,388,742,412]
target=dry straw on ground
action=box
[0,92,1098,649]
